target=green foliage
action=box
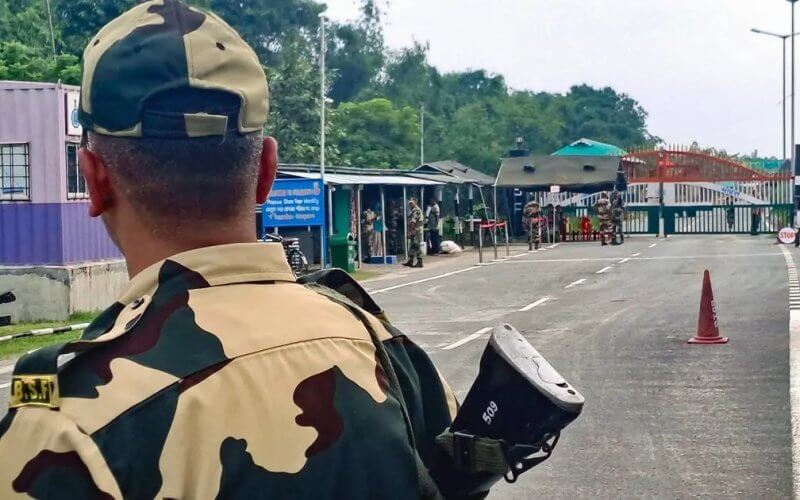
[333,98,419,168]
[0,42,80,84]
[1,0,655,175]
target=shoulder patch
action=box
[9,374,60,409]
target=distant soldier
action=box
[610,191,624,245]
[522,199,542,250]
[595,192,613,246]
[405,197,425,267]
[362,207,376,260]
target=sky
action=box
[324,0,797,158]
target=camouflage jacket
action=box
[595,199,612,222]
[521,201,541,228]
[0,243,457,499]
[408,206,424,235]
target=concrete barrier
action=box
[0,260,127,321]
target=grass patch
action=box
[0,312,96,360]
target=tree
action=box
[560,85,651,149]
[265,37,341,165]
[327,0,385,103]
[0,42,80,84]
[1,0,58,55]
[332,98,419,168]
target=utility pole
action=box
[420,103,425,166]
[319,14,328,266]
[44,0,57,58]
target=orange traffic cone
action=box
[688,270,728,344]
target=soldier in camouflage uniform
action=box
[405,197,425,268]
[0,2,460,498]
[522,199,542,250]
[610,190,625,245]
[595,192,613,246]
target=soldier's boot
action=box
[601,235,608,246]
[402,260,413,267]
[413,258,423,268]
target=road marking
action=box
[0,382,8,390]
[618,258,631,264]
[596,266,613,274]
[547,244,559,249]
[442,327,492,350]
[779,245,800,495]
[649,243,657,248]
[0,365,13,376]
[519,296,550,312]
[370,266,480,294]
[565,278,587,289]
[508,252,532,259]
[502,253,781,264]
[631,252,641,257]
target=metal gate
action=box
[664,204,792,234]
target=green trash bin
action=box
[329,233,356,273]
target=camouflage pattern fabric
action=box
[79,0,269,138]
[610,192,624,243]
[595,198,613,241]
[408,206,425,264]
[522,201,542,247]
[408,206,424,236]
[0,243,458,499]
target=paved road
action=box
[0,235,793,498]
[372,235,792,498]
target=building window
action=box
[66,143,88,199]
[0,143,30,201]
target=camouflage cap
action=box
[79,0,269,138]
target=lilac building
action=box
[0,81,120,265]
[0,81,125,321]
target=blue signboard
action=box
[262,178,325,229]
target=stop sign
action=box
[779,227,797,244]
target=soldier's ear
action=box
[78,147,113,217]
[257,137,278,204]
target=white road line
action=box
[0,382,8,390]
[508,252,531,259]
[519,296,550,312]
[631,252,641,257]
[565,278,587,289]
[442,327,492,350]
[547,244,559,249]
[779,245,800,495]
[0,365,13,376]
[501,253,782,265]
[596,266,613,274]
[649,243,657,248]
[618,258,631,264]
[370,266,480,294]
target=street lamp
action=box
[319,14,328,266]
[751,27,797,160]
[790,0,799,226]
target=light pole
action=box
[791,0,799,225]
[319,14,328,266]
[751,28,797,161]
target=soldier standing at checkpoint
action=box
[405,197,425,268]
[595,192,613,246]
[0,2,460,498]
[610,190,624,245]
[522,198,542,250]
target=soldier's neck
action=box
[118,218,257,279]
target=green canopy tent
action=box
[552,138,628,157]
[494,155,626,193]
[491,155,627,248]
